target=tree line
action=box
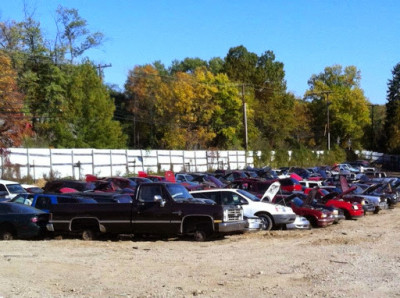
[0,5,398,159]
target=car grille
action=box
[227,208,242,221]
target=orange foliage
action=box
[0,51,32,147]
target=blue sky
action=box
[1,0,399,104]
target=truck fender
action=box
[181,215,214,235]
[70,217,103,233]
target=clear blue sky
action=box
[1,0,399,104]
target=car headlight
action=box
[332,210,338,215]
[320,213,327,218]
[361,200,365,205]
[352,205,359,210]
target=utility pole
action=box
[370,104,377,150]
[242,84,248,152]
[305,90,333,150]
[95,63,112,80]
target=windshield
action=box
[7,184,27,194]
[166,184,194,201]
[237,189,260,201]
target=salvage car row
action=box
[0,161,398,241]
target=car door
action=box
[132,184,175,234]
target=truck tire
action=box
[82,229,96,241]
[259,214,273,231]
[194,230,207,242]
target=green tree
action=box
[169,57,208,74]
[224,46,296,149]
[51,63,126,148]
[55,5,104,63]
[305,65,370,150]
[383,63,400,153]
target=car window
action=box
[0,184,7,192]
[35,196,51,209]
[138,185,163,202]
[237,189,260,201]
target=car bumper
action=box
[350,212,364,218]
[215,220,247,233]
[272,214,296,225]
[286,217,310,230]
[317,218,335,227]
[362,204,376,213]
[333,214,346,223]
[46,223,55,232]
[244,217,262,231]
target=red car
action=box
[304,188,364,219]
[277,177,302,193]
[273,194,335,228]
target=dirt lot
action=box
[1,207,400,298]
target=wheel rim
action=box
[260,215,272,230]
[2,232,13,240]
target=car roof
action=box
[0,179,22,185]
[191,188,237,193]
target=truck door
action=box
[133,184,176,234]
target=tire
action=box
[0,230,14,240]
[373,208,380,214]
[259,214,273,231]
[343,209,352,220]
[193,230,207,242]
[82,229,96,241]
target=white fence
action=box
[0,148,256,180]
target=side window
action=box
[138,185,162,202]
[35,196,51,209]
[0,184,7,192]
[220,192,236,205]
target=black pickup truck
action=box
[49,182,246,241]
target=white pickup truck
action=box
[191,182,296,230]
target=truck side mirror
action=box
[154,195,166,207]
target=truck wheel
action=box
[82,229,96,241]
[0,230,14,240]
[194,230,207,242]
[373,208,380,214]
[259,214,273,231]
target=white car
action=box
[0,179,28,200]
[191,186,296,230]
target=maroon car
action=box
[272,194,335,228]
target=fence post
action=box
[92,149,95,175]
[27,148,30,178]
[71,150,75,179]
[110,150,113,176]
[49,149,53,178]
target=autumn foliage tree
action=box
[0,51,32,147]
[125,64,243,150]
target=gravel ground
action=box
[1,206,400,298]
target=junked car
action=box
[272,194,335,228]
[191,183,296,231]
[0,202,54,240]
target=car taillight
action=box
[31,216,38,223]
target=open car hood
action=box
[261,181,280,202]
